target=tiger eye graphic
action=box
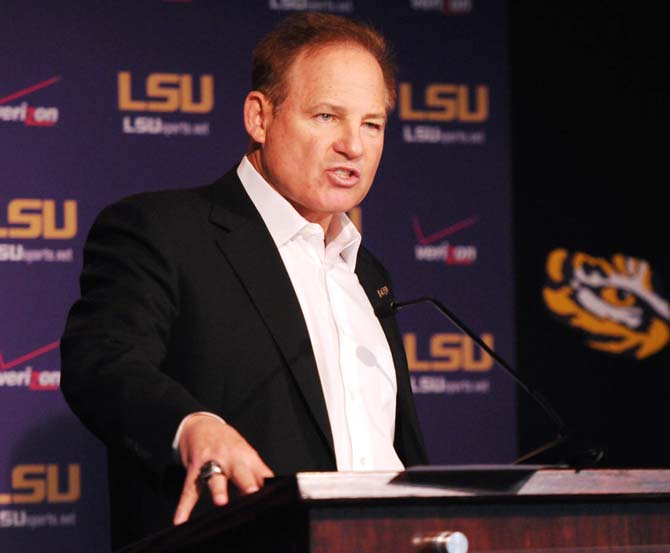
[543,249,670,359]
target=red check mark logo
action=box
[412,215,478,245]
[0,342,60,371]
[0,76,61,105]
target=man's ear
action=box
[243,91,272,144]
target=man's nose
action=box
[333,123,364,159]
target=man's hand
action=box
[173,415,274,525]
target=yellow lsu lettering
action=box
[0,199,77,239]
[0,464,81,505]
[399,83,489,123]
[404,332,494,371]
[118,71,214,113]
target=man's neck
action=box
[245,151,335,237]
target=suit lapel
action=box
[206,170,335,458]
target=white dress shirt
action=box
[237,157,402,471]
[174,157,403,472]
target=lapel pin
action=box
[376,285,390,298]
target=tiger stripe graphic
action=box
[543,249,670,359]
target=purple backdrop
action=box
[1,1,512,550]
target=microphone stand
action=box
[383,297,603,468]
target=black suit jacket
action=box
[60,168,427,548]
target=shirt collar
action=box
[237,156,361,271]
[325,211,362,270]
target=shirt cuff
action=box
[172,412,227,464]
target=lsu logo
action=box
[0,464,80,505]
[544,249,670,359]
[118,71,214,113]
[399,82,489,123]
[0,199,77,239]
[404,332,493,371]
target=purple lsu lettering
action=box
[0,464,80,505]
[404,332,494,371]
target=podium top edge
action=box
[292,467,670,500]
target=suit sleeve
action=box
[60,196,205,472]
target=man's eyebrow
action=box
[308,102,343,113]
[307,103,387,120]
[365,111,387,121]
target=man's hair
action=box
[252,12,396,111]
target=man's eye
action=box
[317,113,334,122]
[364,122,382,131]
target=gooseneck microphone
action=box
[375,296,603,467]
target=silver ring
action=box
[198,460,224,483]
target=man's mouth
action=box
[328,167,360,185]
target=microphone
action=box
[376,296,604,467]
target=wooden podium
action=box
[118,467,670,553]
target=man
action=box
[61,12,426,549]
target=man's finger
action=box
[259,462,275,480]
[246,457,274,489]
[254,464,274,489]
[173,466,200,525]
[229,463,261,495]
[207,472,229,506]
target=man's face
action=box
[248,43,388,232]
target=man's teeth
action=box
[334,169,353,177]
